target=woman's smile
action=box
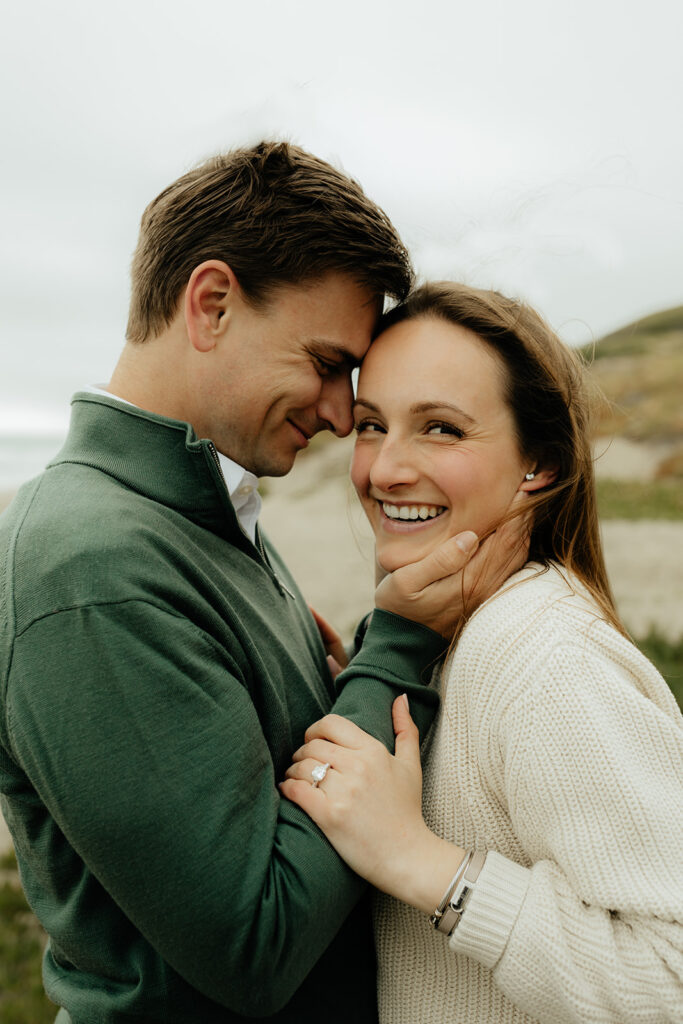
[380,501,447,525]
[351,315,531,573]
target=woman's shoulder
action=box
[448,561,680,720]
[462,561,598,645]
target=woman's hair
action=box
[126,141,413,344]
[378,281,626,635]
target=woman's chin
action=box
[376,543,433,574]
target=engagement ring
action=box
[311,762,330,787]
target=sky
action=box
[1,0,682,465]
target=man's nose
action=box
[368,435,420,492]
[317,374,354,437]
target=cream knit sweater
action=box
[374,563,683,1023]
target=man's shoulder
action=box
[4,461,151,550]
[1,463,182,636]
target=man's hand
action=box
[375,507,530,639]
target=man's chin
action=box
[250,449,298,479]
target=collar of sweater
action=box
[49,392,257,551]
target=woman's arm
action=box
[280,697,466,912]
[281,643,683,1022]
[468,644,683,1023]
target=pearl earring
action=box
[525,472,535,481]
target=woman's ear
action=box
[184,260,238,353]
[519,464,559,492]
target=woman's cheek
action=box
[349,447,367,495]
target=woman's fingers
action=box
[291,736,355,768]
[303,712,372,748]
[391,695,421,768]
[374,531,479,638]
[285,757,333,785]
[278,777,326,821]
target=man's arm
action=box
[6,599,441,1016]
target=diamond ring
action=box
[311,762,330,788]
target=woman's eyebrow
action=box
[352,398,476,425]
[410,401,476,426]
[351,399,380,413]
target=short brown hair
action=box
[379,282,625,635]
[126,141,413,343]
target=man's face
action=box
[197,273,379,477]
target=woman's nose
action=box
[368,436,420,492]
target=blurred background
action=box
[1,0,682,488]
[1,1,682,1014]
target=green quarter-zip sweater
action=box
[0,394,443,1023]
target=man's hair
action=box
[126,141,413,343]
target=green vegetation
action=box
[597,478,683,520]
[580,306,683,444]
[637,631,683,710]
[584,305,683,360]
[0,849,54,1023]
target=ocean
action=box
[0,434,67,495]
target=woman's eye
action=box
[426,422,464,437]
[354,420,384,434]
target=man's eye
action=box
[314,357,341,376]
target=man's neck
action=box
[108,328,191,424]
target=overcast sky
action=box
[1,0,682,442]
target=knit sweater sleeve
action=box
[448,634,683,1022]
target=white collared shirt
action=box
[84,386,262,543]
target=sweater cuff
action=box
[448,850,530,969]
[351,608,448,684]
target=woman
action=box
[280,283,683,1023]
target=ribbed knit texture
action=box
[374,563,683,1023]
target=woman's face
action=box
[350,316,531,573]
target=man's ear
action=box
[518,464,559,492]
[184,260,239,353]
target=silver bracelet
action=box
[430,850,487,936]
[429,851,472,933]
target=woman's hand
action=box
[279,697,464,913]
[308,605,349,679]
[375,495,531,638]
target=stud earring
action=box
[525,472,535,481]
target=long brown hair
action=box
[378,281,626,635]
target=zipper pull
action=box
[275,577,296,600]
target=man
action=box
[0,142,492,1022]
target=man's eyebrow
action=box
[310,341,362,368]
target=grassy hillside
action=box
[581,305,683,453]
